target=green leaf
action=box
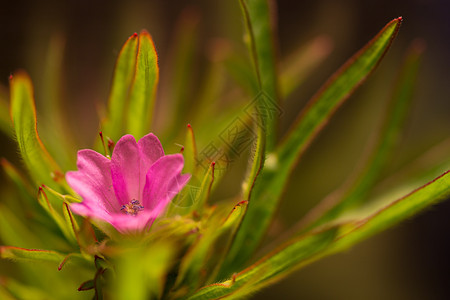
[37,186,77,244]
[102,33,138,142]
[114,242,175,300]
[162,9,200,136]
[9,71,66,192]
[0,246,67,263]
[239,0,279,151]
[0,205,42,248]
[188,228,337,300]
[329,170,450,253]
[78,279,95,291]
[183,124,198,175]
[280,35,333,98]
[0,278,52,300]
[126,30,159,139]
[222,17,403,276]
[38,34,77,171]
[0,84,12,137]
[173,200,248,296]
[193,170,450,299]
[299,38,424,232]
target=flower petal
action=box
[111,135,140,206]
[70,202,113,223]
[108,211,157,234]
[142,154,189,214]
[138,133,164,198]
[66,149,118,212]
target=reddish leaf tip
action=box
[187,123,192,128]
[133,32,138,37]
[8,74,13,80]
[211,161,216,166]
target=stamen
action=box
[120,199,144,216]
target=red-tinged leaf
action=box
[78,279,95,291]
[220,17,403,278]
[126,30,159,139]
[0,246,66,263]
[101,33,139,142]
[9,71,66,192]
[297,38,425,233]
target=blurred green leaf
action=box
[9,71,66,192]
[280,35,333,98]
[37,186,78,245]
[222,17,403,276]
[78,279,95,291]
[194,170,450,299]
[239,0,279,151]
[0,84,12,137]
[38,34,77,171]
[299,38,424,232]
[127,30,159,139]
[327,169,450,253]
[162,9,200,136]
[115,242,175,300]
[1,246,66,263]
[0,278,52,300]
[173,200,248,296]
[182,124,198,175]
[102,33,138,142]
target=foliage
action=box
[0,2,449,300]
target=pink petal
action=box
[111,135,140,206]
[70,202,113,223]
[138,133,164,198]
[66,149,118,212]
[142,154,189,214]
[108,211,157,234]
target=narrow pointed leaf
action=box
[0,246,67,263]
[174,201,248,295]
[126,30,159,139]
[188,228,337,300]
[9,71,65,191]
[300,39,424,231]
[78,279,95,291]
[329,170,450,252]
[38,187,77,244]
[239,0,279,151]
[183,124,198,174]
[193,170,449,299]
[102,33,138,141]
[222,17,402,276]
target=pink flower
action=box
[66,133,190,234]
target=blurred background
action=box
[0,0,449,299]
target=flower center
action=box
[120,199,144,216]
